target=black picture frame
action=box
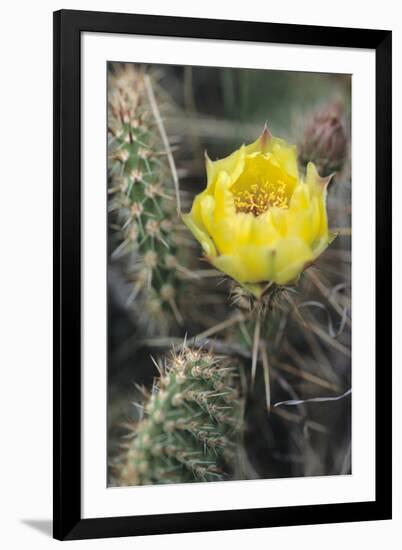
[53,9,392,541]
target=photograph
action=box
[0,2,395,546]
[107,61,352,488]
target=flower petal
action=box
[250,211,281,246]
[213,172,236,221]
[270,138,299,179]
[182,213,217,257]
[210,213,253,255]
[211,245,275,283]
[289,182,310,211]
[305,162,330,241]
[311,231,337,259]
[271,238,314,285]
[206,145,246,191]
[244,126,273,155]
[288,194,320,246]
[199,194,215,235]
[269,207,288,237]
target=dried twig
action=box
[251,310,261,389]
[273,388,352,408]
[260,344,271,411]
[144,75,181,215]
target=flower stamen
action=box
[233,180,288,216]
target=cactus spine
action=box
[119,348,242,485]
[108,64,190,335]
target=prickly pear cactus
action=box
[119,348,243,485]
[108,64,191,335]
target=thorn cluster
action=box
[118,347,243,485]
[108,64,192,335]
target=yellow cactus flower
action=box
[183,127,335,297]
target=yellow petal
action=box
[311,231,337,258]
[269,207,288,237]
[270,139,299,179]
[244,126,273,155]
[230,153,297,202]
[245,126,297,170]
[182,213,217,257]
[210,213,253,255]
[213,172,236,221]
[241,282,266,298]
[288,195,320,246]
[305,162,331,241]
[289,182,310,211]
[189,191,205,228]
[250,211,280,246]
[306,162,333,195]
[271,238,314,285]
[206,144,246,190]
[211,245,275,283]
[244,126,298,179]
[198,194,215,235]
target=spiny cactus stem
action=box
[119,347,242,485]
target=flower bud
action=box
[299,102,348,176]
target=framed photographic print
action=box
[53,9,392,541]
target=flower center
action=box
[233,180,288,216]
